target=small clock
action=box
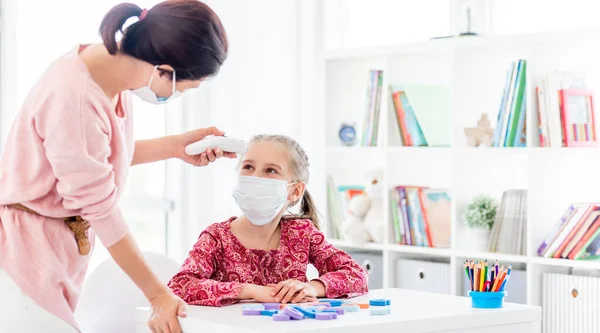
[339,123,357,146]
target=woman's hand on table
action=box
[147,289,187,333]
[267,279,324,304]
[173,126,237,167]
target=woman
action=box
[0,1,228,333]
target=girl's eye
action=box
[242,164,253,170]
[266,168,278,174]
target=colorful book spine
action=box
[569,216,600,260]
[493,65,513,147]
[391,91,411,146]
[505,60,527,147]
[398,92,428,146]
[537,205,576,256]
[552,205,597,259]
[370,71,383,146]
[512,92,527,147]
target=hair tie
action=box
[139,8,148,20]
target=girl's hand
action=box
[147,290,187,333]
[268,279,319,304]
[173,126,237,167]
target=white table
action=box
[135,288,541,333]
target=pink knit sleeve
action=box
[308,223,369,298]
[34,88,129,247]
[168,230,245,306]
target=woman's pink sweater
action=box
[0,44,134,331]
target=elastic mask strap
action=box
[147,65,158,87]
[172,69,177,94]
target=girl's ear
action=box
[288,182,306,204]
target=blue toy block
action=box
[320,299,343,307]
[292,306,317,319]
[369,298,390,307]
[261,310,279,317]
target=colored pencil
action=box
[493,267,507,292]
[499,265,512,292]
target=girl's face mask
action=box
[232,176,296,226]
[131,65,182,104]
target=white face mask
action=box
[131,65,182,104]
[232,176,294,226]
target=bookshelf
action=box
[320,28,600,311]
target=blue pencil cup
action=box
[469,291,506,309]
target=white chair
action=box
[75,251,181,333]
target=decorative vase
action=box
[465,227,490,252]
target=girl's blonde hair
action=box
[241,134,320,230]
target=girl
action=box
[0,1,230,333]
[168,135,369,306]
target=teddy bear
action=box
[340,169,385,245]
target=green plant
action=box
[464,194,498,230]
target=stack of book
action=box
[488,189,527,255]
[534,71,595,147]
[492,60,527,147]
[390,186,451,248]
[537,203,600,260]
[360,69,383,147]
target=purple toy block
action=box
[315,313,334,320]
[242,309,262,316]
[263,303,280,310]
[283,307,304,320]
[273,314,291,321]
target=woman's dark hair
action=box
[99,0,228,80]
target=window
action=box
[492,0,600,35]
[323,0,451,50]
[10,0,177,271]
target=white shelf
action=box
[387,244,451,257]
[530,256,600,270]
[321,28,600,317]
[323,28,600,60]
[453,250,528,264]
[328,239,385,251]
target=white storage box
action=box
[346,251,383,290]
[396,258,450,295]
[543,272,600,333]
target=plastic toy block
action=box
[331,313,338,319]
[283,307,304,320]
[242,304,264,310]
[330,307,345,315]
[344,305,360,312]
[242,309,263,316]
[261,310,279,317]
[263,303,280,310]
[292,306,317,319]
[320,299,343,307]
[315,302,332,308]
[315,313,335,320]
[355,303,369,309]
[273,314,291,321]
[370,308,388,316]
[369,299,388,307]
